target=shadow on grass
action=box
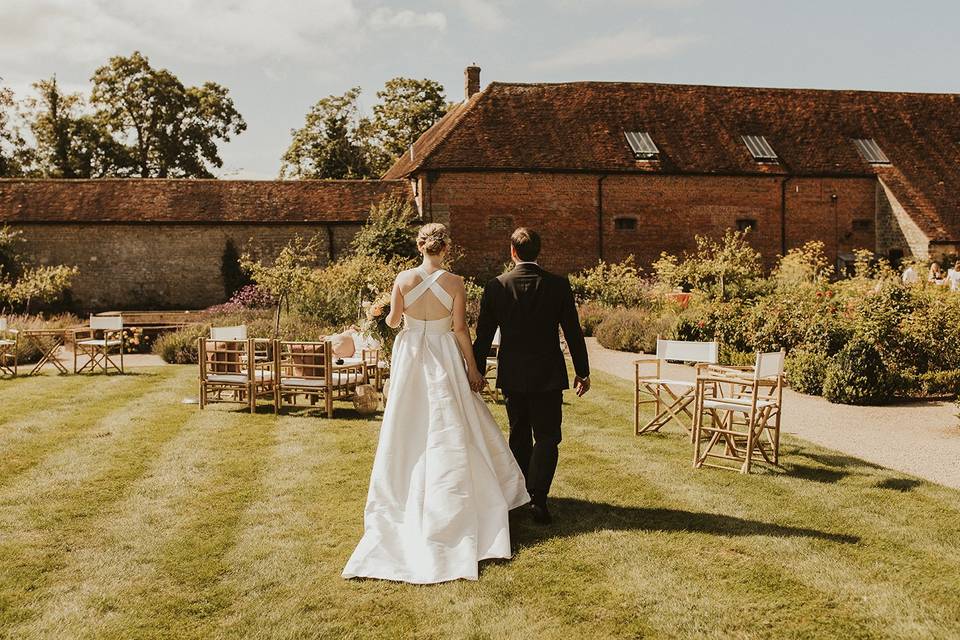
[507,497,860,551]
[783,464,849,484]
[875,477,923,492]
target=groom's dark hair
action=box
[511,227,541,262]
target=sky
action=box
[2,0,958,179]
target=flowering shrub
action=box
[569,256,651,307]
[205,284,277,315]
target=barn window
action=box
[852,219,873,231]
[624,131,659,160]
[736,218,757,232]
[614,217,637,230]
[741,135,778,163]
[852,138,890,164]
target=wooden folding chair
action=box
[74,315,125,374]
[0,318,18,377]
[361,347,389,392]
[198,337,275,413]
[635,338,718,437]
[483,328,502,402]
[692,350,785,474]
[276,340,341,417]
[210,325,247,341]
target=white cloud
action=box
[369,7,447,31]
[531,25,699,69]
[0,0,364,70]
[456,0,508,31]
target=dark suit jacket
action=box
[472,263,589,393]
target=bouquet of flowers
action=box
[361,289,399,363]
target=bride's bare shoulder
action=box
[439,271,465,289]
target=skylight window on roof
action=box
[852,138,890,164]
[741,135,778,163]
[624,131,659,160]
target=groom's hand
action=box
[574,376,590,397]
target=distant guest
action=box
[901,264,919,285]
[947,261,960,292]
[928,262,946,286]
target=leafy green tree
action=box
[240,235,322,335]
[350,195,419,261]
[220,239,251,299]
[369,77,448,172]
[280,77,448,179]
[0,83,31,177]
[25,76,120,178]
[90,51,245,177]
[280,87,372,179]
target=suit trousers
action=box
[502,389,563,507]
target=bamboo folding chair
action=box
[74,315,125,374]
[198,337,275,413]
[361,347,389,392]
[635,338,718,437]
[483,328,502,402]
[210,325,247,341]
[275,340,364,417]
[692,350,785,474]
[0,318,18,377]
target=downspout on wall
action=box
[597,174,608,261]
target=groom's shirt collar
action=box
[515,261,539,267]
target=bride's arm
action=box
[451,277,484,391]
[385,277,404,329]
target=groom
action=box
[473,228,590,525]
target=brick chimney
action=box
[464,64,481,99]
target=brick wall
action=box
[12,223,360,310]
[428,171,878,277]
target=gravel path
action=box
[585,337,960,489]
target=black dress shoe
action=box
[530,503,552,525]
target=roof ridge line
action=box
[486,80,960,97]
[397,85,495,176]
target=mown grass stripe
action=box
[0,371,166,485]
[0,368,194,633]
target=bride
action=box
[342,223,530,584]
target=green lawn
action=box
[1,366,959,640]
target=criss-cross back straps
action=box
[403,267,453,311]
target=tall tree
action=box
[371,77,448,159]
[0,83,31,177]
[280,77,449,179]
[25,76,119,178]
[90,51,245,178]
[279,87,372,179]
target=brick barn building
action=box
[386,67,960,277]
[3,66,959,310]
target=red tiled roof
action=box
[385,81,960,241]
[0,179,411,224]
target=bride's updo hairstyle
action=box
[417,223,450,256]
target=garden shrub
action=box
[349,195,419,261]
[577,302,611,337]
[298,254,410,327]
[569,256,650,307]
[595,308,678,353]
[822,338,896,405]
[652,229,766,301]
[785,348,830,396]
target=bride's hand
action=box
[467,366,485,392]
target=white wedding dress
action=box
[343,267,530,584]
